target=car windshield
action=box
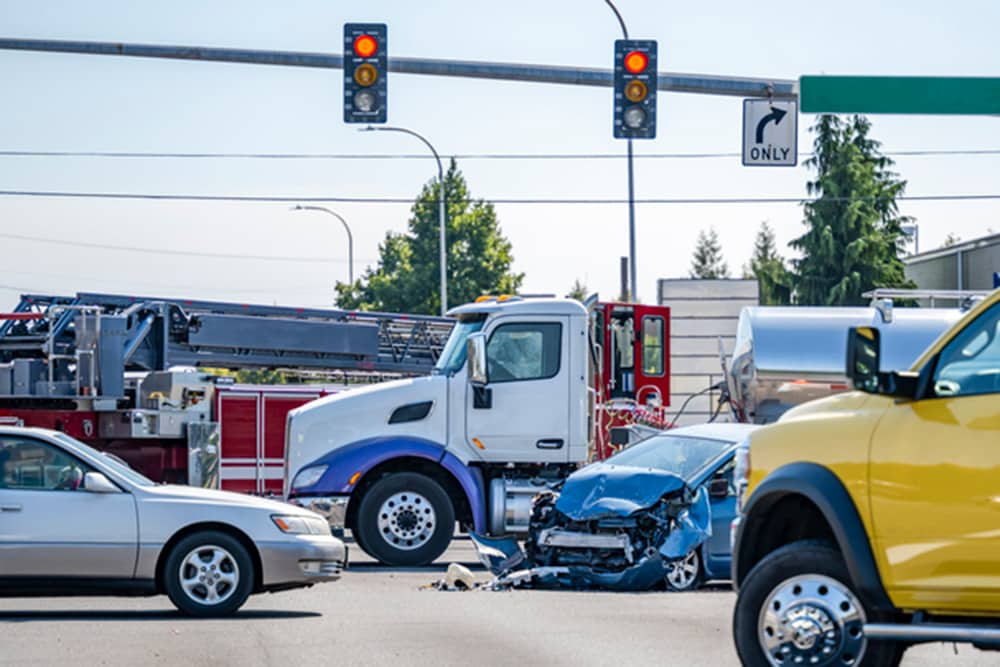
[434,317,485,375]
[606,434,733,481]
[51,433,155,487]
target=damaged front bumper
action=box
[470,471,713,592]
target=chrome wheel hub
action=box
[179,545,239,606]
[758,574,867,666]
[377,491,436,551]
[666,550,700,589]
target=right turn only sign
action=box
[742,99,797,167]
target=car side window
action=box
[0,437,93,491]
[486,323,562,383]
[933,302,1000,398]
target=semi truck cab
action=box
[284,296,590,565]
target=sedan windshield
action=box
[606,434,732,481]
[52,433,155,487]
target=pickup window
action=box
[933,301,1000,398]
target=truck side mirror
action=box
[846,326,881,393]
[467,333,489,386]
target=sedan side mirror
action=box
[83,471,120,493]
[467,332,489,386]
[708,477,730,500]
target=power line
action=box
[0,232,375,263]
[0,190,998,205]
[1,149,998,160]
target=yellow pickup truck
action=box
[731,289,1000,666]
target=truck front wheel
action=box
[733,541,903,667]
[355,472,455,566]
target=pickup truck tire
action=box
[733,541,903,667]
[355,472,455,566]
[163,530,254,617]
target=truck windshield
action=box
[434,317,486,375]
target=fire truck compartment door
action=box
[465,317,571,463]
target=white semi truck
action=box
[284,296,597,565]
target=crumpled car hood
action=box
[554,463,688,521]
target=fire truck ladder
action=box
[0,292,454,400]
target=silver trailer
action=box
[726,290,988,424]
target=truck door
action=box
[465,317,571,463]
[869,298,1000,610]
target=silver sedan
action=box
[0,426,346,616]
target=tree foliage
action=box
[791,115,914,305]
[689,227,730,279]
[566,278,589,301]
[336,160,523,314]
[745,222,792,305]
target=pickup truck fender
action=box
[295,436,487,533]
[734,462,894,613]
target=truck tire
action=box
[733,541,903,667]
[163,530,254,617]
[355,472,455,566]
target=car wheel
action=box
[355,472,455,566]
[665,549,704,591]
[733,540,904,667]
[164,530,254,617]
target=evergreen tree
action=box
[745,222,792,305]
[567,279,589,301]
[689,227,730,279]
[336,159,524,314]
[791,115,914,305]
[942,233,961,248]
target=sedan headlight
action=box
[733,436,751,513]
[291,464,328,490]
[271,514,330,535]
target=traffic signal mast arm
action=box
[0,38,796,100]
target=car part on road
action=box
[355,472,455,566]
[164,530,254,617]
[665,549,704,592]
[733,541,903,667]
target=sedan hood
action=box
[554,463,688,522]
[140,484,312,515]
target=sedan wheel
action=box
[666,549,704,591]
[164,530,254,617]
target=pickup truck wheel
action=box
[163,530,254,617]
[733,541,903,667]
[355,473,455,566]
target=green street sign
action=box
[800,76,1000,114]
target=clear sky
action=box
[1,0,998,311]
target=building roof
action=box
[904,231,1000,265]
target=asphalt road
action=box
[0,537,995,667]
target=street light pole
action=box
[604,0,638,302]
[362,125,447,315]
[291,205,355,285]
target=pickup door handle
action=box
[536,439,564,450]
[0,504,22,513]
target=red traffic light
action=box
[624,51,648,74]
[353,34,378,58]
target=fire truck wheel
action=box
[355,472,455,566]
[163,530,254,617]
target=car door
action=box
[869,299,1000,611]
[0,435,139,578]
[465,317,571,463]
[704,458,736,577]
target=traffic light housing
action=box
[613,40,657,139]
[344,23,387,124]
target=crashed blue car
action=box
[472,423,758,591]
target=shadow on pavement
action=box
[347,561,483,574]
[0,609,321,623]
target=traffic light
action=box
[344,23,387,124]
[613,40,657,139]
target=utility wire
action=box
[0,190,998,205]
[0,231,374,263]
[1,149,997,160]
